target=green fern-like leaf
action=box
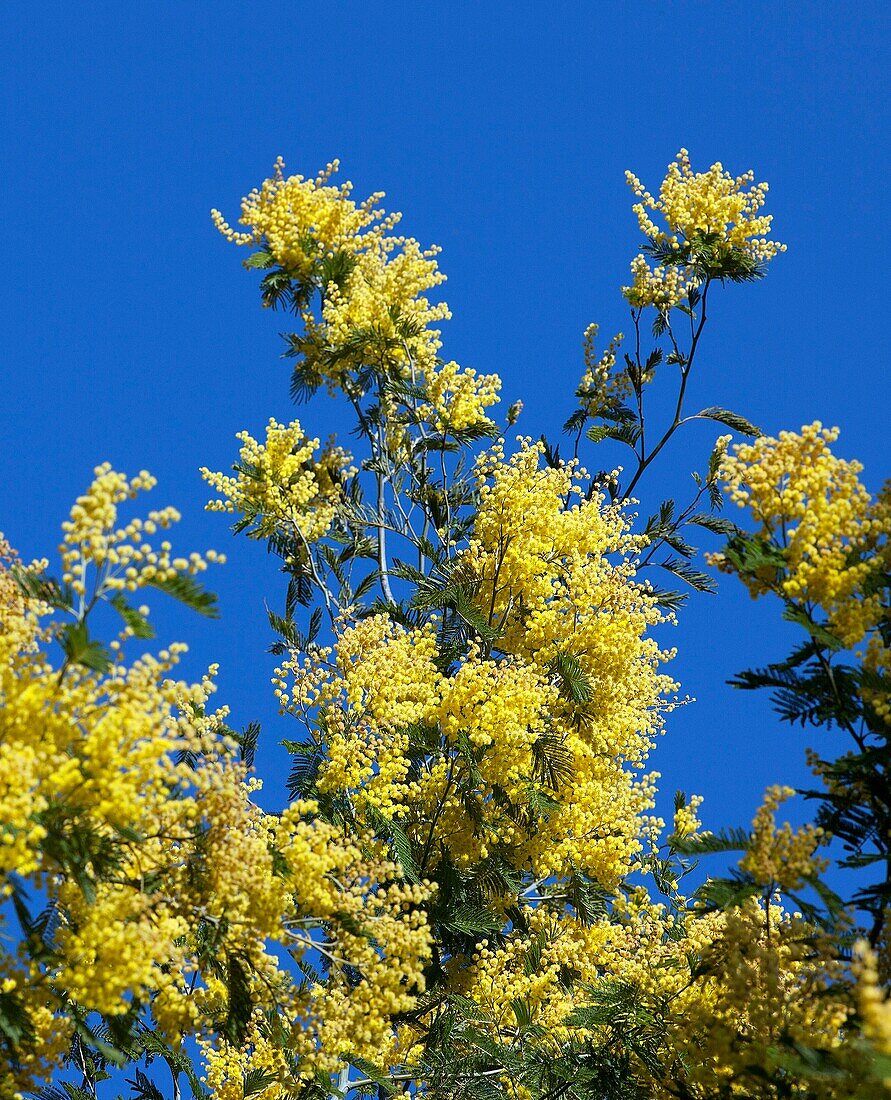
[147,572,219,618]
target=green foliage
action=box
[547,651,595,706]
[0,987,35,1054]
[693,406,762,437]
[60,621,112,673]
[11,150,889,1100]
[221,953,254,1047]
[109,594,156,639]
[146,571,220,618]
[725,536,891,941]
[647,231,766,283]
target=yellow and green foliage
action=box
[2,150,889,1099]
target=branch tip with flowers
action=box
[2,149,889,1100]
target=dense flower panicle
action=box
[574,324,629,417]
[334,614,442,731]
[200,806,431,1092]
[278,626,559,865]
[672,793,704,838]
[465,440,648,653]
[2,542,231,1089]
[449,907,611,1039]
[61,463,223,596]
[626,148,786,261]
[314,234,450,378]
[419,653,560,867]
[272,439,678,892]
[418,359,502,433]
[718,422,889,646]
[464,441,676,760]
[441,874,855,1098]
[854,942,891,1058]
[622,252,698,311]
[1,479,432,1097]
[211,157,397,279]
[0,536,44,661]
[622,149,785,310]
[617,879,855,1096]
[661,898,851,1095]
[197,152,891,1098]
[213,158,451,387]
[740,785,828,890]
[201,418,351,543]
[309,618,444,817]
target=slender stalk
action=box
[376,466,395,604]
[293,525,342,627]
[633,309,646,463]
[623,278,711,501]
[329,1061,352,1100]
[419,753,457,873]
[74,1036,98,1100]
[165,1056,182,1100]
[439,441,452,557]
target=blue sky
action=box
[1,0,888,844]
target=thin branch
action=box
[623,278,711,501]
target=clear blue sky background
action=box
[2,1,888,845]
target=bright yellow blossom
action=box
[0,477,431,1097]
[623,149,785,310]
[202,418,350,543]
[211,156,396,279]
[574,324,630,416]
[853,941,891,1058]
[626,148,786,262]
[213,158,451,386]
[60,462,222,597]
[720,422,889,645]
[740,785,828,890]
[418,360,501,433]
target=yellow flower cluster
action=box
[854,941,891,1058]
[201,418,350,543]
[208,153,888,1098]
[335,614,442,731]
[461,440,677,881]
[1,549,231,1091]
[418,359,501,433]
[201,805,431,1092]
[740,785,828,890]
[720,422,889,646]
[672,793,705,839]
[0,550,50,893]
[309,618,442,818]
[214,159,451,384]
[274,439,677,892]
[0,535,43,665]
[626,148,786,261]
[622,252,699,311]
[211,157,396,280]
[574,324,629,416]
[1,480,432,1097]
[622,149,785,310]
[661,898,850,1096]
[424,654,559,866]
[450,906,609,1038]
[280,624,560,866]
[442,869,860,1098]
[61,463,222,597]
[312,234,449,379]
